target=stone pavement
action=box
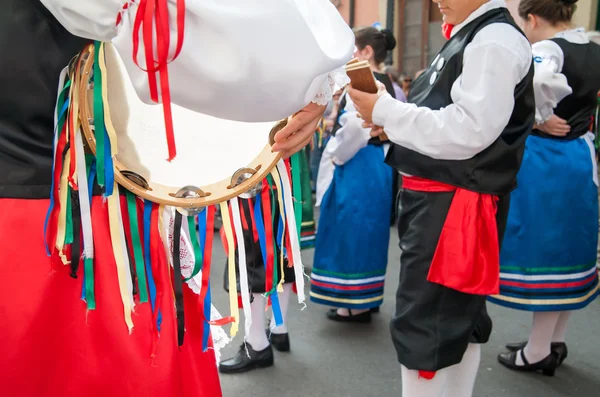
[209,229,600,397]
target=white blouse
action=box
[316,92,377,205]
[532,28,588,123]
[372,0,532,160]
[40,0,354,122]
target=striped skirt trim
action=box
[309,272,385,309]
[489,268,600,312]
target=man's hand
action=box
[347,82,385,124]
[536,115,570,137]
[272,102,326,158]
[361,121,385,138]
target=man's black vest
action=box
[385,8,535,195]
[533,38,600,140]
[0,0,89,198]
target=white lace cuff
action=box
[311,66,350,106]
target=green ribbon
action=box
[84,154,96,310]
[126,191,149,303]
[93,42,105,187]
[64,189,74,245]
[290,153,303,238]
[184,215,203,281]
[84,257,96,309]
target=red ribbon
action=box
[130,0,186,161]
[401,176,500,296]
[442,23,454,40]
[149,203,165,355]
[198,206,235,326]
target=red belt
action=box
[402,175,500,296]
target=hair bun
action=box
[559,0,578,5]
[381,28,397,51]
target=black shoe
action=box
[497,349,558,377]
[370,306,380,313]
[326,308,372,323]
[218,343,274,374]
[266,329,290,352]
[505,342,568,366]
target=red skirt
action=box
[0,198,222,397]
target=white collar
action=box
[451,0,507,37]
[553,27,589,44]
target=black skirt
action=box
[223,196,295,295]
[390,188,510,371]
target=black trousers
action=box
[223,196,295,295]
[391,188,510,371]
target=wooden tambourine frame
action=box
[76,44,284,211]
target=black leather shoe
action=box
[218,343,274,374]
[498,350,558,376]
[505,342,568,365]
[266,330,290,352]
[326,308,372,323]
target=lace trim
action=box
[311,66,350,106]
[163,208,232,361]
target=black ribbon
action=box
[70,189,82,278]
[172,211,186,347]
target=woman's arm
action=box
[323,96,372,165]
[531,40,573,123]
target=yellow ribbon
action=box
[107,183,134,333]
[270,167,287,293]
[56,154,71,265]
[220,202,239,337]
[98,43,119,155]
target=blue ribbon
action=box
[202,283,212,352]
[254,197,283,326]
[143,201,161,330]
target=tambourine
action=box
[76,43,286,214]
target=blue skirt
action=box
[489,134,600,312]
[310,145,393,309]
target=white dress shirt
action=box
[40,0,354,122]
[532,28,588,123]
[372,0,532,160]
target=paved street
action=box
[210,229,600,397]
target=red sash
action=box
[402,176,500,296]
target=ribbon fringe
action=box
[45,42,307,351]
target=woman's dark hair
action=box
[354,26,397,64]
[518,0,578,25]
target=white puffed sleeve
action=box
[41,0,355,122]
[531,40,573,123]
[325,95,371,165]
[40,0,125,41]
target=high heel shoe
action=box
[326,308,372,323]
[497,349,558,377]
[505,342,568,366]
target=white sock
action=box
[401,366,446,397]
[336,308,369,316]
[269,283,293,334]
[245,293,270,351]
[517,312,560,365]
[442,344,481,397]
[551,311,572,343]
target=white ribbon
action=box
[230,197,253,339]
[74,129,94,260]
[276,160,306,304]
